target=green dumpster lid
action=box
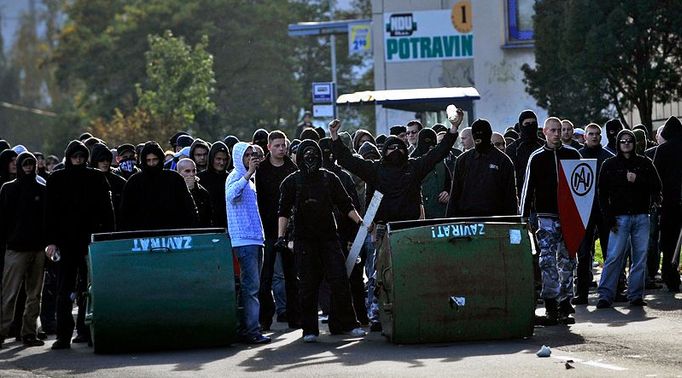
[91,228,226,242]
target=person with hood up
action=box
[596,129,662,308]
[90,143,127,229]
[352,129,376,153]
[277,139,366,343]
[574,123,614,304]
[255,131,299,331]
[411,128,452,219]
[252,129,269,153]
[0,149,18,187]
[197,141,230,228]
[176,158,212,227]
[318,137,369,325]
[520,117,581,326]
[0,152,47,348]
[330,110,463,331]
[163,135,194,170]
[45,140,115,349]
[119,141,198,231]
[653,116,682,292]
[506,110,544,196]
[447,119,517,217]
[226,142,271,344]
[604,119,624,155]
[189,139,211,173]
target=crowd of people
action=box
[0,107,680,350]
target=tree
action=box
[523,0,682,130]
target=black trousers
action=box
[40,260,59,333]
[647,205,662,278]
[56,250,89,343]
[295,238,359,336]
[258,239,300,329]
[339,237,369,324]
[576,212,610,298]
[659,209,681,290]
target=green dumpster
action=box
[86,228,237,353]
[376,216,535,344]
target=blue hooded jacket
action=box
[225,142,264,247]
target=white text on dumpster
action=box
[131,236,193,252]
[431,224,485,239]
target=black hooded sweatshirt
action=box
[0,152,46,253]
[197,141,230,228]
[0,149,18,187]
[119,141,199,231]
[45,140,115,253]
[278,140,355,240]
[600,129,662,221]
[332,130,458,224]
[653,116,682,213]
[190,139,211,172]
[90,143,127,227]
[505,112,543,195]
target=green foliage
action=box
[137,30,216,132]
[523,0,682,130]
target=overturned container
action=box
[376,216,535,344]
[86,228,237,353]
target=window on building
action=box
[506,0,534,45]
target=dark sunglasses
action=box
[406,130,419,135]
[618,139,634,144]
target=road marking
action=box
[552,355,627,371]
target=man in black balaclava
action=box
[277,139,366,343]
[505,110,543,196]
[318,137,368,325]
[653,116,682,292]
[330,110,463,331]
[411,128,451,219]
[119,141,198,231]
[45,140,115,349]
[0,152,47,348]
[252,129,269,153]
[604,118,624,155]
[447,118,517,217]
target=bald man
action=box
[177,158,212,227]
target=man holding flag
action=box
[520,117,581,325]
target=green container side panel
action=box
[87,232,237,353]
[379,221,535,344]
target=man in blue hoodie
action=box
[226,142,270,344]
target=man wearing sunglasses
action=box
[597,130,661,308]
[405,120,423,154]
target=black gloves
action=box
[274,236,288,251]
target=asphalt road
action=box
[1,284,680,378]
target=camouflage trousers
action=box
[536,216,576,302]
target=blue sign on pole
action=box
[312,82,334,104]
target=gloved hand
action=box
[274,236,288,250]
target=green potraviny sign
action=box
[384,10,474,62]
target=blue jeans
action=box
[598,214,649,303]
[273,252,286,316]
[234,245,263,338]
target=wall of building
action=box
[371,0,547,134]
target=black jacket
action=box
[255,154,297,240]
[0,152,46,252]
[279,169,355,241]
[197,142,230,228]
[600,152,661,219]
[0,149,17,187]
[654,117,682,213]
[332,131,458,223]
[191,182,213,227]
[520,144,581,217]
[506,134,543,196]
[447,145,517,217]
[45,141,115,252]
[119,142,198,231]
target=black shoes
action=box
[630,298,647,306]
[276,313,288,323]
[245,334,271,344]
[596,299,611,309]
[72,334,91,344]
[51,339,71,350]
[614,293,629,302]
[22,335,45,347]
[369,321,382,332]
[571,296,588,305]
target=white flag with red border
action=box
[558,159,597,258]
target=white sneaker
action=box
[303,334,318,343]
[347,327,367,337]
